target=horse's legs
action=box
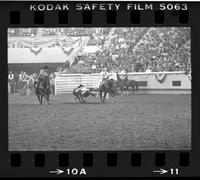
[115,86,117,96]
[100,91,103,103]
[106,93,109,100]
[127,87,130,96]
[113,94,117,103]
[121,82,125,95]
[37,94,41,104]
[123,86,127,95]
[123,86,126,95]
[113,91,117,103]
[103,92,107,103]
[74,96,77,102]
[109,90,117,103]
[41,95,43,104]
[77,96,81,103]
[46,93,50,105]
[80,94,85,103]
[77,95,82,103]
[122,83,125,95]
[120,86,123,95]
[132,86,135,95]
[43,94,47,103]
[47,93,50,104]
[40,95,42,104]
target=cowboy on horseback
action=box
[98,67,110,89]
[35,66,51,104]
[35,66,50,89]
[39,66,49,78]
[97,67,117,103]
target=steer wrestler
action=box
[73,84,97,103]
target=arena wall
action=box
[55,72,191,95]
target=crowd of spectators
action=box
[87,28,111,46]
[133,27,191,73]
[8,27,191,74]
[61,27,191,74]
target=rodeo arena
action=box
[8,28,191,151]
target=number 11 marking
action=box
[170,168,179,175]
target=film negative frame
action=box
[0,0,200,177]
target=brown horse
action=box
[123,76,138,95]
[116,73,138,95]
[35,77,51,104]
[99,79,117,103]
[116,73,124,95]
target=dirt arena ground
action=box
[8,94,191,151]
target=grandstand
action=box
[8,27,191,74]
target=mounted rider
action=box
[34,66,50,88]
[98,67,110,88]
[39,66,49,78]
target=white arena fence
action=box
[55,71,191,95]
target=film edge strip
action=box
[9,9,189,25]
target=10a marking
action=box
[66,168,86,176]
[49,168,87,176]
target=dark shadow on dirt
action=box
[61,101,101,105]
[10,101,117,106]
[10,104,43,107]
